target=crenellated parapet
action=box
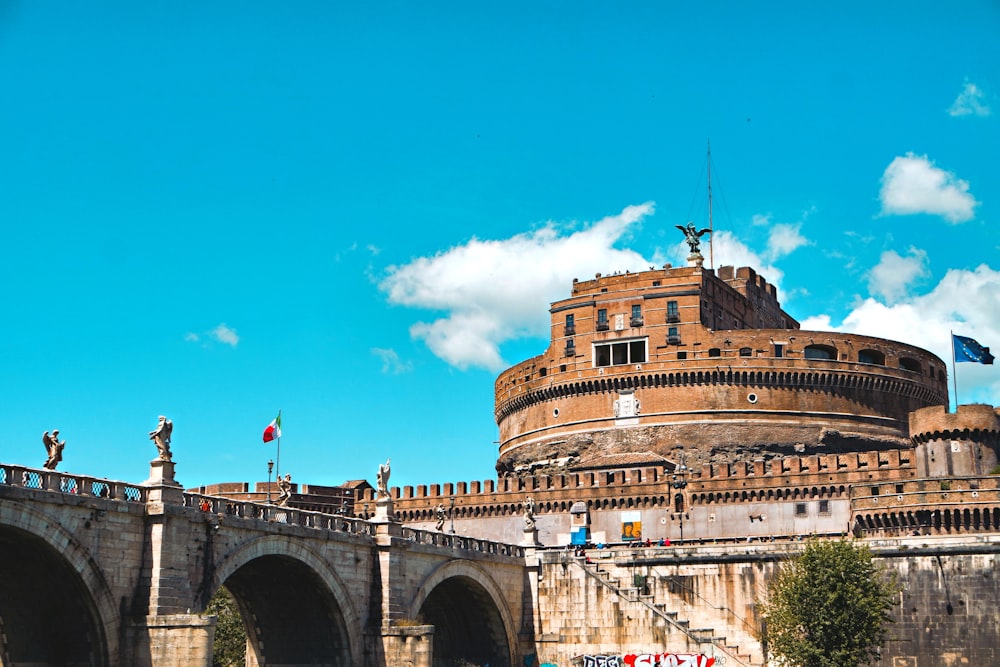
[910,404,1000,478]
[372,448,917,526]
[910,404,1000,442]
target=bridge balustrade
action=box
[399,526,525,556]
[0,463,145,502]
[183,492,375,535]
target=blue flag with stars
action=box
[953,334,995,365]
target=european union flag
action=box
[953,334,995,365]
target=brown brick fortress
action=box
[495,264,948,474]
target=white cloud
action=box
[807,264,1000,406]
[380,203,654,370]
[372,347,413,374]
[766,223,809,262]
[211,324,240,347]
[948,82,992,117]
[184,332,199,343]
[867,247,929,304]
[879,153,978,223]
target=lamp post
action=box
[449,496,456,534]
[267,459,274,504]
[671,456,689,543]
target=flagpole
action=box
[276,409,281,480]
[950,331,959,411]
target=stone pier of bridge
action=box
[0,459,528,667]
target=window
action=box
[795,503,807,517]
[708,348,721,357]
[565,313,575,335]
[597,308,609,331]
[539,367,547,377]
[631,304,643,326]
[804,344,837,360]
[666,300,679,322]
[895,484,904,494]
[667,326,681,344]
[677,351,687,360]
[774,343,784,358]
[858,349,885,365]
[564,339,576,357]
[899,357,921,373]
[739,347,752,357]
[818,499,830,515]
[594,339,647,367]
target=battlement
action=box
[910,403,1000,442]
[716,265,778,300]
[364,448,916,505]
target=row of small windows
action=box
[566,302,675,333]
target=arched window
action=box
[858,349,885,365]
[739,347,752,357]
[899,357,922,373]
[804,344,837,360]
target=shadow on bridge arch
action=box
[210,534,362,666]
[0,501,117,666]
[410,560,517,667]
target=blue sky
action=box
[1,2,997,491]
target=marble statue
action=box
[435,503,447,531]
[524,495,537,530]
[276,474,292,506]
[149,416,173,461]
[377,458,391,498]
[42,430,65,470]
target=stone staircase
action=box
[578,559,762,666]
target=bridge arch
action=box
[0,500,117,665]
[409,559,517,667]
[210,535,362,665]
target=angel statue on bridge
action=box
[42,430,65,470]
[376,458,391,498]
[149,416,173,461]
[524,496,537,531]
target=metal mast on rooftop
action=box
[707,139,714,270]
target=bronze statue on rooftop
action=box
[676,221,711,255]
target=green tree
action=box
[207,587,247,667]
[758,539,898,667]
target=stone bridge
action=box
[0,460,529,667]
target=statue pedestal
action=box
[372,495,396,523]
[687,252,704,268]
[522,525,541,547]
[143,458,183,505]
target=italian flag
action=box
[262,413,282,443]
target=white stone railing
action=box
[399,526,525,557]
[183,492,376,535]
[0,463,146,502]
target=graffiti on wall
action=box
[575,654,717,667]
[625,654,716,667]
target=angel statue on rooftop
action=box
[676,221,711,255]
